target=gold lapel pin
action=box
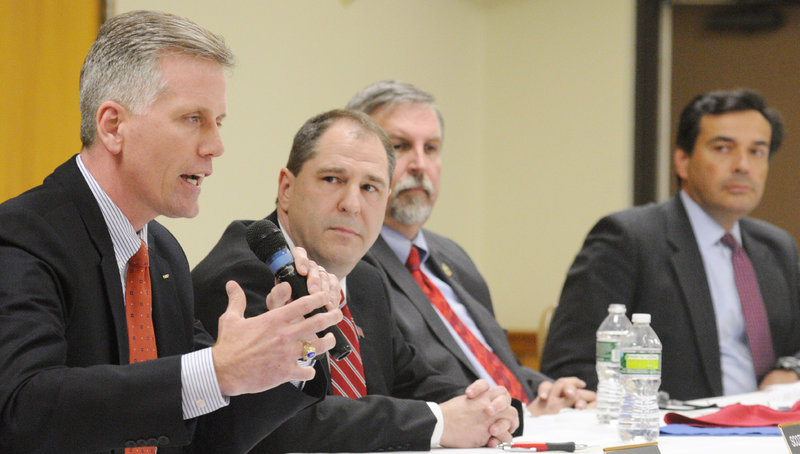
[441,263,453,277]
[162,274,170,280]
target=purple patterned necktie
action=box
[721,233,775,381]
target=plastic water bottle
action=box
[595,304,631,423]
[618,313,662,442]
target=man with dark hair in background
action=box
[542,88,800,400]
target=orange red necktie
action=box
[125,240,157,454]
[406,245,529,404]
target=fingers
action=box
[538,377,584,402]
[290,246,310,276]
[487,416,514,443]
[486,402,518,442]
[487,437,504,448]
[266,282,292,311]
[576,389,597,409]
[465,379,490,399]
[224,281,246,317]
[483,387,512,417]
[291,362,318,382]
[537,380,554,399]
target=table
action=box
[356,382,799,454]
[516,382,799,453]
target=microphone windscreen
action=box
[246,219,284,262]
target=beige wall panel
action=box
[113,0,635,331]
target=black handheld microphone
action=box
[245,219,352,360]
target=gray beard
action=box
[389,193,432,225]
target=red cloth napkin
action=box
[664,400,800,427]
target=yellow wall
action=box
[0,0,101,201]
[106,0,636,331]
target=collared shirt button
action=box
[196,398,206,408]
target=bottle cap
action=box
[631,313,651,324]
[609,303,627,313]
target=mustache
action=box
[393,174,434,196]
[723,176,756,188]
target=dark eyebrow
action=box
[365,173,388,189]
[706,136,769,148]
[316,166,345,175]
[317,167,388,189]
[706,136,735,145]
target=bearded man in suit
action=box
[348,80,595,414]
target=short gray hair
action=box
[346,80,444,133]
[79,10,234,147]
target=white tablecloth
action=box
[350,382,800,454]
[514,381,800,453]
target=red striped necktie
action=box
[720,233,775,381]
[329,291,367,398]
[405,246,529,404]
[125,240,157,454]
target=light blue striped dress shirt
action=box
[76,154,228,419]
[680,190,758,395]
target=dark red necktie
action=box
[125,241,157,454]
[405,246,529,404]
[329,291,367,398]
[721,233,775,381]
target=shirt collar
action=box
[680,190,741,248]
[380,225,430,265]
[76,154,147,266]
[278,217,348,302]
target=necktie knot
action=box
[129,241,149,268]
[721,233,740,252]
[405,246,422,272]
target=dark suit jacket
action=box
[364,229,550,402]
[0,157,324,454]
[540,195,800,400]
[191,213,466,452]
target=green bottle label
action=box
[620,352,661,375]
[596,340,618,362]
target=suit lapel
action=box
[426,248,522,375]
[740,223,783,356]
[343,263,382,394]
[371,237,478,375]
[52,157,130,362]
[665,196,722,395]
[147,237,188,357]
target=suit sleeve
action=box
[215,256,462,452]
[252,393,437,453]
[540,214,640,390]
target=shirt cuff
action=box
[181,347,229,419]
[427,402,444,447]
[289,358,315,389]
